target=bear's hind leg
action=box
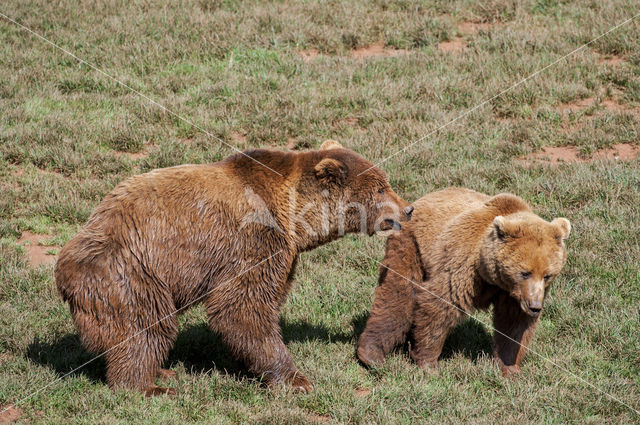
[207,287,311,392]
[105,318,177,396]
[357,232,421,367]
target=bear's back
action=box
[406,188,532,273]
[407,188,489,246]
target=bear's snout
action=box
[526,299,543,317]
[520,280,545,317]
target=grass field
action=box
[1,0,639,423]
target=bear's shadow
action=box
[439,318,493,362]
[26,316,492,385]
[25,318,357,385]
[356,314,493,364]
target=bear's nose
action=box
[528,300,543,315]
[403,206,414,217]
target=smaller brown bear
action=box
[357,188,571,376]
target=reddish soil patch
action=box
[17,231,59,267]
[439,37,466,53]
[354,387,371,398]
[299,43,410,61]
[557,96,596,113]
[126,151,148,160]
[344,116,358,126]
[286,137,297,150]
[230,131,248,145]
[2,169,23,193]
[0,405,22,424]
[458,21,492,34]
[524,146,582,164]
[519,143,640,165]
[115,149,149,161]
[309,413,331,423]
[599,54,625,66]
[557,96,637,114]
[351,42,409,59]
[592,143,640,161]
[299,48,321,62]
[600,98,630,113]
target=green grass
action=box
[1,0,639,423]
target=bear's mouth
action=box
[520,300,542,317]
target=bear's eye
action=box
[378,188,385,194]
[544,274,553,281]
[520,271,532,280]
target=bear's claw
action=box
[357,343,386,367]
[500,364,522,377]
[288,373,313,393]
[144,386,177,397]
[156,368,177,380]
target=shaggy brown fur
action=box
[56,141,412,395]
[357,187,571,376]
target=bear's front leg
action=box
[410,295,463,369]
[492,292,540,376]
[206,276,312,392]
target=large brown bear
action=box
[56,141,412,396]
[357,188,571,376]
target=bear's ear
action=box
[314,157,347,185]
[493,216,508,240]
[320,140,343,150]
[551,217,571,241]
[493,215,522,240]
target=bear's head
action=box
[296,140,412,241]
[481,212,571,317]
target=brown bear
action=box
[55,141,413,396]
[357,187,571,376]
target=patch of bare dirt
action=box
[343,116,365,129]
[299,48,321,62]
[331,116,365,135]
[458,21,492,34]
[17,231,59,267]
[439,37,466,53]
[599,54,625,66]
[557,96,596,113]
[299,43,410,61]
[286,137,297,150]
[600,98,630,113]
[230,131,248,145]
[309,413,331,423]
[0,405,22,424]
[518,143,640,166]
[115,149,149,161]
[343,116,359,127]
[2,168,23,193]
[354,387,371,398]
[557,96,637,114]
[592,143,640,161]
[351,42,409,59]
